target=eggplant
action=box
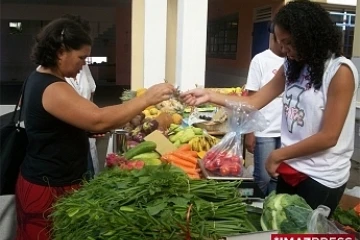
[132,132,146,142]
[142,120,159,135]
[138,112,146,122]
[130,115,142,127]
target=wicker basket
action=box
[194,120,228,133]
[191,107,228,133]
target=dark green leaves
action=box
[51,164,256,240]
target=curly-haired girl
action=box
[181,0,359,215]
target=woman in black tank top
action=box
[16,16,175,240]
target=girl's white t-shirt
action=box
[281,56,359,188]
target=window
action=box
[207,14,239,59]
[329,11,355,59]
[9,22,22,34]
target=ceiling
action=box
[1,0,129,7]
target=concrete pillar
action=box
[174,0,208,91]
[131,0,168,90]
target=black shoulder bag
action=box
[0,80,28,195]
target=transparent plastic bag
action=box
[307,205,347,234]
[201,101,268,177]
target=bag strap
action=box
[11,77,28,126]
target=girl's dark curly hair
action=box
[273,0,342,90]
[31,18,92,68]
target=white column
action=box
[175,0,208,91]
[131,0,145,90]
[131,0,168,90]
[352,0,360,58]
[143,0,168,88]
[165,0,178,85]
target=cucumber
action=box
[124,141,156,160]
[142,158,162,166]
[132,152,161,160]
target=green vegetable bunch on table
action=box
[50,164,258,240]
[260,192,313,233]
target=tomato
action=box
[218,151,228,159]
[230,156,241,163]
[205,161,218,171]
[229,163,241,176]
[206,150,218,159]
[220,165,231,176]
[134,160,145,169]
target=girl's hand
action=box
[265,150,281,178]
[180,88,210,106]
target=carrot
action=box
[343,226,356,232]
[354,203,360,215]
[177,144,191,152]
[171,162,198,175]
[167,155,196,169]
[188,173,201,179]
[181,151,199,158]
[171,152,197,165]
[160,154,170,162]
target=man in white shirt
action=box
[244,23,285,195]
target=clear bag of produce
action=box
[307,205,346,234]
[202,101,268,177]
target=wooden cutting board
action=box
[144,130,177,156]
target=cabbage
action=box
[261,192,313,233]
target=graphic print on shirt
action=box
[284,85,306,133]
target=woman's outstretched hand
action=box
[142,83,176,106]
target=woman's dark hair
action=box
[31,18,92,68]
[273,0,342,90]
[61,14,91,34]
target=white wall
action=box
[326,0,356,6]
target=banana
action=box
[195,138,202,152]
[189,138,196,151]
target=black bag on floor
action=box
[0,81,28,195]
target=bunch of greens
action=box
[260,192,313,233]
[333,207,360,232]
[51,164,257,240]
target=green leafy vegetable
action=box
[260,192,313,233]
[51,164,257,240]
[333,207,360,232]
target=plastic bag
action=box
[201,101,268,177]
[307,205,347,234]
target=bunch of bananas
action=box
[189,135,219,152]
